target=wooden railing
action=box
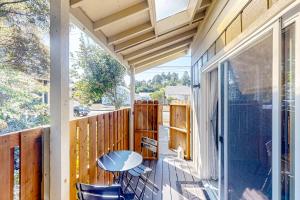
[0,126,49,200]
[69,108,130,200]
[0,108,130,200]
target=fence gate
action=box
[169,102,191,159]
[134,100,161,159]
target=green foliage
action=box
[0,0,50,134]
[0,0,50,79]
[0,67,49,134]
[149,88,165,103]
[72,34,126,108]
[136,71,191,93]
[181,71,191,86]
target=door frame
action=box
[215,8,300,200]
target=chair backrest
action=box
[141,137,158,153]
[76,183,123,200]
[78,192,124,200]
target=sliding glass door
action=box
[281,23,295,200]
[221,32,273,200]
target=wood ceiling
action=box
[70,0,212,73]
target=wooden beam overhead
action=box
[129,38,192,65]
[124,28,197,60]
[70,8,130,68]
[199,0,211,10]
[70,0,84,8]
[108,22,153,45]
[193,10,206,23]
[115,31,155,53]
[93,2,149,31]
[135,51,187,73]
[134,46,188,68]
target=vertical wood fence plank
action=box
[97,115,105,184]
[20,129,42,200]
[114,112,118,151]
[124,109,129,150]
[117,111,121,150]
[120,110,124,150]
[109,113,114,152]
[0,136,13,200]
[69,120,77,200]
[78,118,89,183]
[10,147,14,200]
[42,128,50,200]
[104,113,110,185]
[88,117,97,184]
[109,113,114,183]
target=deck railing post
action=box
[50,0,70,199]
[129,67,135,150]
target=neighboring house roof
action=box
[165,85,190,96]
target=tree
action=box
[0,66,49,134]
[0,0,50,79]
[149,88,165,104]
[72,34,126,108]
[0,0,50,134]
[181,71,191,86]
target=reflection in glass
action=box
[281,24,295,200]
[223,33,273,200]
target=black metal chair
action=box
[125,137,159,199]
[76,183,134,200]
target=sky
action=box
[70,24,191,86]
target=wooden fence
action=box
[169,102,190,159]
[0,108,130,200]
[69,108,130,200]
[134,100,160,160]
[0,127,49,200]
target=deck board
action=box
[126,126,208,200]
[126,154,208,200]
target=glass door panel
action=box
[281,23,295,200]
[222,32,273,200]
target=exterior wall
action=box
[191,0,295,66]
[190,0,296,179]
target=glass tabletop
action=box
[97,150,143,172]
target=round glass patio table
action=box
[97,150,143,184]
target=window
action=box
[155,0,189,21]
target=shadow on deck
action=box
[130,126,210,200]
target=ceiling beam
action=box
[70,8,130,69]
[192,10,206,23]
[134,46,188,68]
[114,31,155,53]
[124,28,197,60]
[129,38,192,65]
[199,0,212,11]
[135,51,187,73]
[70,0,84,8]
[93,2,149,31]
[147,0,156,30]
[108,22,153,45]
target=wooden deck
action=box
[129,154,209,200]
[128,124,209,200]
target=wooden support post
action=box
[50,0,70,199]
[129,67,135,150]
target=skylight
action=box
[155,0,189,21]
